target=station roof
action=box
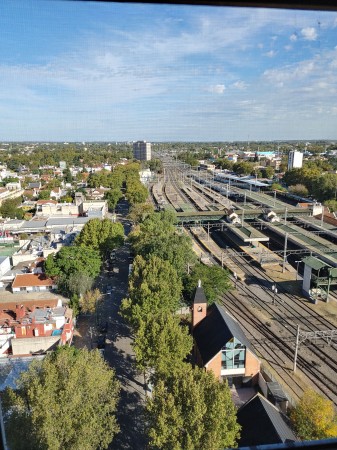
[230,225,269,243]
[302,256,331,271]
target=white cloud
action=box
[232,80,247,90]
[301,27,317,41]
[208,84,226,94]
[290,33,298,42]
[264,50,276,58]
[284,45,292,51]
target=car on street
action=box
[98,321,108,334]
[106,285,112,295]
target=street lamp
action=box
[271,284,278,305]
[295,260,302,281]
[234,272,238,288]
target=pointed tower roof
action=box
[193,279,207,304]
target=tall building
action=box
[287,151,303,170]
[133,141,151,161]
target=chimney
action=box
[15,304,26,320]
[192,280,207,327]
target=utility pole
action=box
[282,232,288,273]
[284,207,288,224]
[293,325,300,372]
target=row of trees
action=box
[121,210,239,449]
[2,142,133,172]
[45,218,124,315]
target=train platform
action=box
[189,227,245,280]
[263,220,337,268]
[180,185,209,211]
[229,224,269,243]
[220,226,297,274]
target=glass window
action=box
[222,339,245,369]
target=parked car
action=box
[99,321,108,334]
[97,335,106,349]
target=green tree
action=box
[62,168,73,183]
[75,218,124,257]
[312,173,337,202]
[133,313,193,375]
[127,203,154,224]
[288,184,309,197]
[271,183,286,191]
[45,246,101,280]
[324,199,337,212]
[233,161,254,175]
[146,364,240,450]
[3,346,120,450]
[66,272,94,297]
[130,211,196,275]
[120,255,182,328]
[104,188,123,211]
[80,288,102,314]
[290,389,337,440]
[38,189,51,200]
[183,264,232,305]
[0,198,24,219]
[125,181,149,205]
[261,167,275,179]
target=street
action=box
[73,211,147,449]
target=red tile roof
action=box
[12,273,55,288]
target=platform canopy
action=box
[302,256,331,271]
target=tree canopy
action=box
[133,312,193,376]
[130,210,196,275]
[121,254,182,328]
[0,197,24,220]
[45,245,101,280]
[75,218,124,257]
[290,389,337,440]
[183,263,232,305]
[146,364,240,450]
[3,346,120,450]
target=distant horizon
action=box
[2,2,337,141]
[0,139,336,145]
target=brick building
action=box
[192,281,260,386]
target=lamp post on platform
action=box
[271,284,278,305]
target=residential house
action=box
[5,181,21,191]
[11,273,57,293]
[0,298,74,357]
[192,281,260,386]
[237,393,298,446]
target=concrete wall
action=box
[12,335,60,356]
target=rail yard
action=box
[151,157,337,407]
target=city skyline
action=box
[1,2,337,142]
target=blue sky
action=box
[1,1,337,141]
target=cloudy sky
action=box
[1,1,337,141]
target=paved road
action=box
[74,213,147,449]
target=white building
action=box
[133,141,151,161]
[288,151,303,170]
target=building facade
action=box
[133,141,151,161]
[192,282,260,386]
[287,151,303,170]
